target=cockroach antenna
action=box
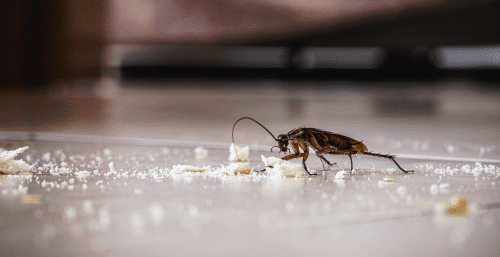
[231,117,278,159]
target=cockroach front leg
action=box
[281,141,317,176]
[282,153,316,176]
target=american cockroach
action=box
[232,117,414,175]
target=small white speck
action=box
[65,206,77,221]
[396,186,407,196]
[430,184,439,195]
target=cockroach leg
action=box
[361,152,414,173]
[390,158,414,173]
[348,153,353,172]
[302,159,317,176]
[316,152,336,167]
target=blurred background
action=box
[0,0,499,154]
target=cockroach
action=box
[232,117,413,175]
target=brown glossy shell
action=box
[288,127,368,153]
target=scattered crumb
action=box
[134,189,143,195]
[383,177,394,183]
[194,146,208,160]
[261,155,305,177]
[171,165,207,174]
[396,186,407,196]
[42,152,51,162]
[439,183,450,193]
[229,143,249,162]
[75,170,91,178]
[445,194,471,217]
[108,162,115,172]
[22,194,41,203]
[0,146,32,174]
[377,177,394,188]
[417,199,429,206]
[430,184,439,195]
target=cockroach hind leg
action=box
[348,153,353,172]
[390,158,414,173]
[362,152,413,174]
[320,158,326,171]
[317,154,336,168]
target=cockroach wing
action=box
[304,128,368,152]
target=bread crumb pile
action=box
[261,155,305,177]
[224,162,252,175]
[0,146,32,174]
[228,143,249,162]
[171,165,208,174]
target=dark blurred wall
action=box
[0,1,107,89]
[0,2,107,132]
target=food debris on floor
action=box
[0,146,32,174]
[228,143,249,162]
[261,155,306,177]
[0,140,498,256]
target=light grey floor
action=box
[1,79,499,256]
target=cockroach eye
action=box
[277,134,288,141]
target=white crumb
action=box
[334,170,350,179]
[261,155,305,177]
[383,177,394,183]
[0,146,32,174]
[225,162,252,175]
[171,165,207,174]
[229,143,249,162]
[194,146,208,160]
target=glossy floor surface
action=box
[1,80,499,256]
[1,137,499,256]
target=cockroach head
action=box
[277,134,289,152]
